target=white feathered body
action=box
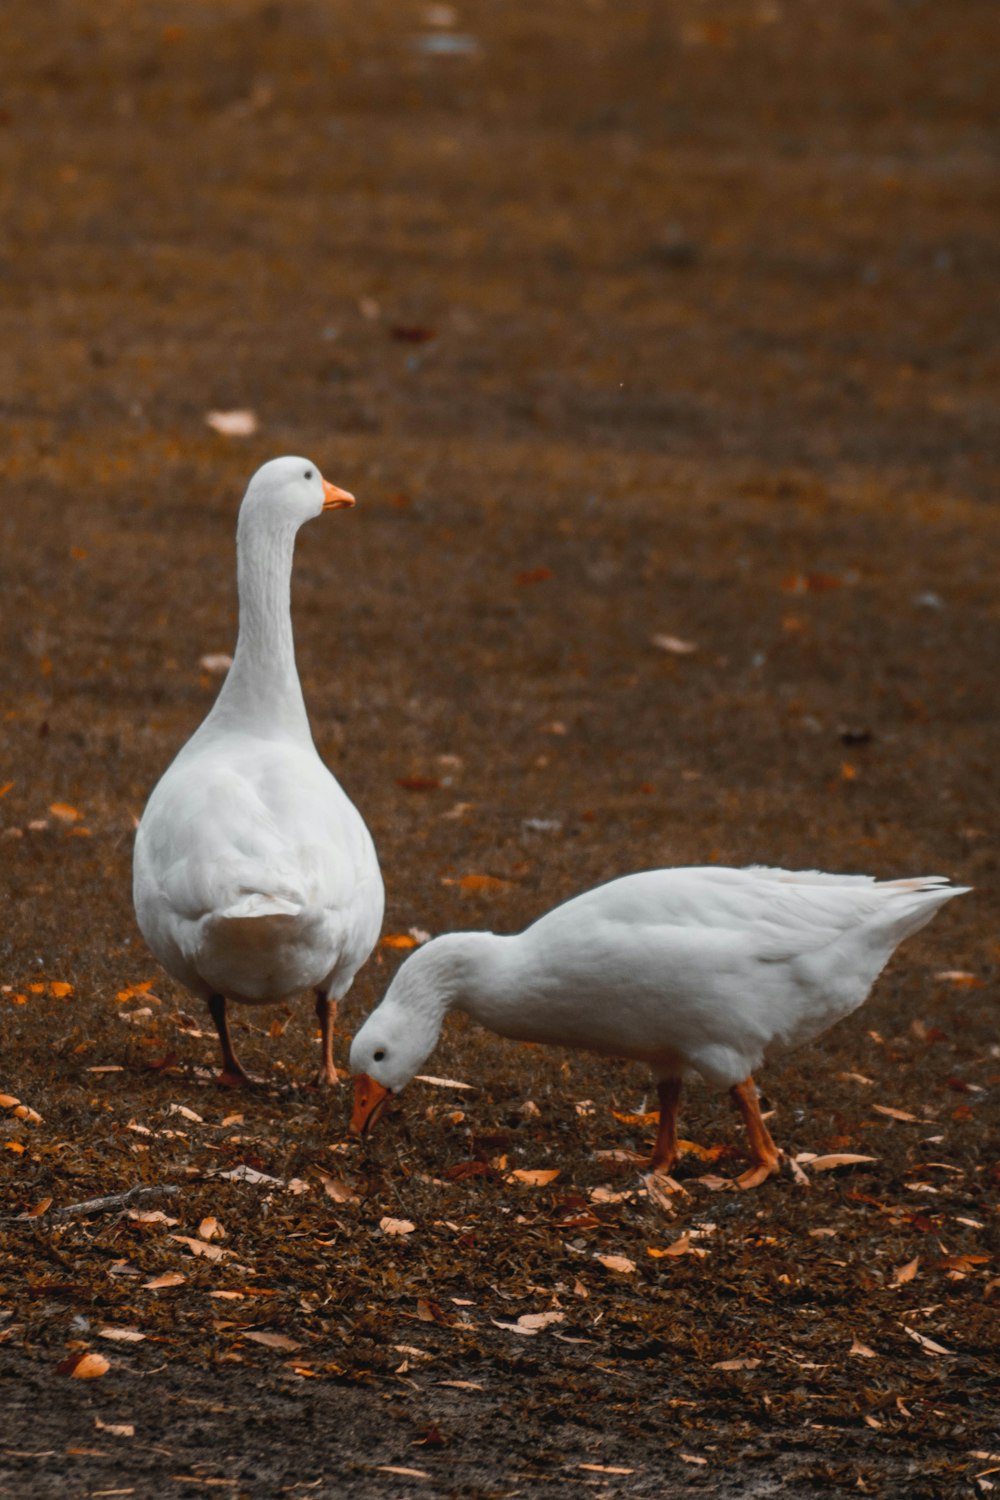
[134,725,383,1005]
[133,456,384,1020]
[464,867,964,1085]
[354,866,967,1092]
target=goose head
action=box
[349,997,440,1135]
[349,940,461,1133]
[240,455,354,527]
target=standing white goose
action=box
[349,866,968,1185]
[134,456,384,1087]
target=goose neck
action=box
[210,510,311,737]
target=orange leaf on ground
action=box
[892,1257,919,1286]
[611,1110,658,1126]
[648,1232,707,1260]
[872,1104,919,1123]
[711,1357,761,1371]
[934,970,985,987]
[381,933,418,949]
[849,1337,877,1358]
[143,1272,186,1290]
[49,982,73,999]
[55,1351,110,1378]
[49,803,81,822]
[441,874,512,894]
[507,1168,560,1187]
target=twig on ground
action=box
[2,1183,181,1224]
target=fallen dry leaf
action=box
[507,1168,560,1187]
[381,933,418,949]
[904,1326,952,1356]
[578,1464,636,1475]
[49,802,81,822]
[442,873,512,894]
[643,1173,683,1212]
[849,1337,878,1358]
[205,408,257,436]
[801,1153,877,1172]
[872,1104,920,1123]
[892,1256,920,1286]
[414,1074,473,1090]
[593,1253,637,1274]
[143,1272,186,1290]
[492,1311,566,1336]
[198,1217,224,1242]
[243,1331,301,1351]
[376,1469,430,1481]
[313,1168,359,1204]
[170,1234,228,1262]
[95,1417,135,1437]
[97,1327,147,1343]
[56,1351,110,1379]
[379,1216,416,1236]
[648,1232,708,1260]
[651,633,697,654]
[711,1357,761,1371]
[934,970,985,987]
[168,1103,204,1124]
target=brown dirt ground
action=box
[1,0,998,1495]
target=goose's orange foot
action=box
[311,1060,340,1088]
[312,993,340,1090]
[735,1151,781,1190]
[729,1076,782,1190]
[215,1063,255,1089]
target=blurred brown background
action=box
[1,2,997,1494]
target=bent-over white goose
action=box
[349,866,967,1185]
[134,456,384,1086]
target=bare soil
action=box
[1,1,998,1496]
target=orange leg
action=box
[729,1076,781,1188]
[207,994,252,1088]
[649,1076,683,1172]
[312,991,339,1087]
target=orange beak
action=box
[322,480,355,511]
[350,1073,392,1136]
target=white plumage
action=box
[134,456,383,1085]
[349,865,967,1184]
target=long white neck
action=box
[407,932,521,1031]
[205,505,311,739]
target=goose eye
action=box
[373,1048,386,1062]
[304,468,313,480]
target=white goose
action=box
[349,866,967,1185]
[134,456,384,1086]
